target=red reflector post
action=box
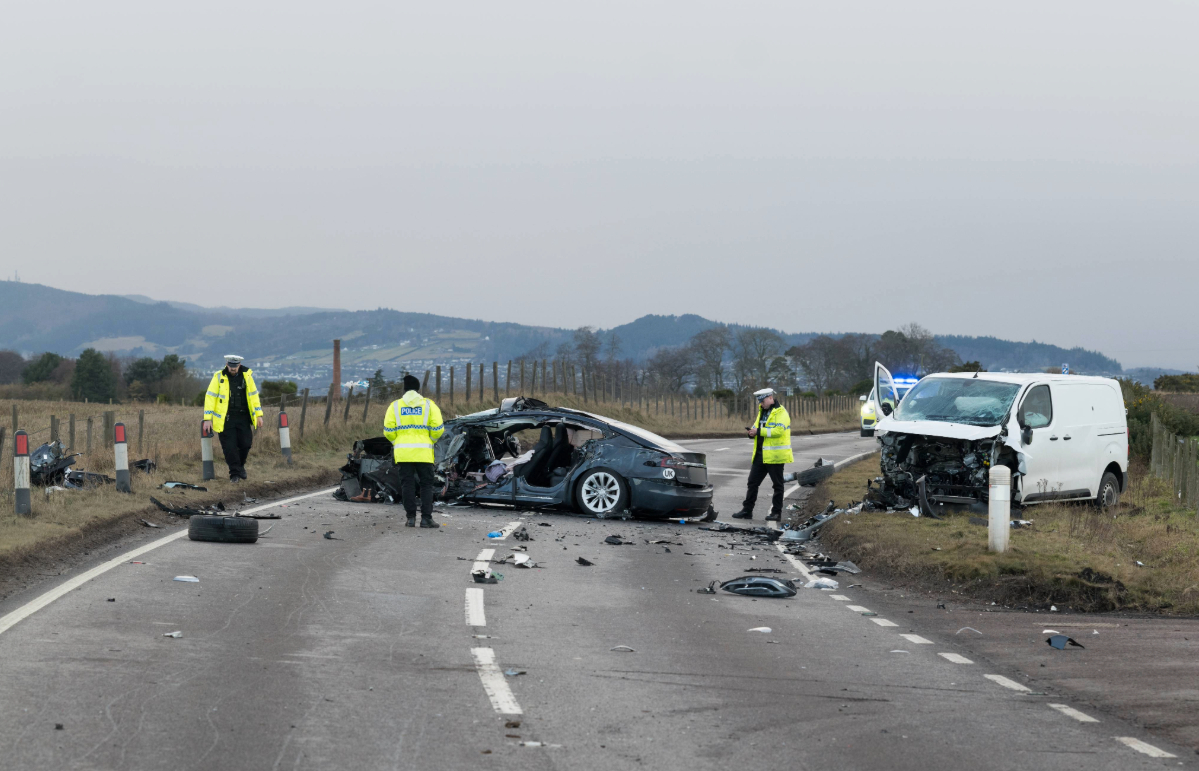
[15,431,28,456]
[114,424,126,444]
[280,413,289,428]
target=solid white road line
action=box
[471,648,523,715]
[846,605,872,613]
[938,652,974,664]
[712,447,730,451]
[870,618,898,627]
[1114,737,1175,758]
[494,521,523,540]
[1048,703,1098,723]
[984,674,1031,693]
[776,548,815,581]
[828,595,851,601]
[900,634,933,645]
[473,549,495,574]
[0,486,339,638]
[465,588,486,627]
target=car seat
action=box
[513,427,554,485]
[545,424,573,472]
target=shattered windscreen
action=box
[893,377,1021,427]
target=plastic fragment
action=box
[747,627,772,633]
[163,631,183,638]
[804,578,839,590]
[610,645,636,652]
[1047,634,1085,650]
[173,576,199,583]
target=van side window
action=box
[1020,385,1052,429]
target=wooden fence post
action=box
[493,361,499,402]
[506,360,512,397]
[582,368,588,404]
[103,411,115,448]
[423,370,430,393]
[138,410,145,455]
[324,384,335,426]
[450,366,455,406]
[68,414,76,451]
[343,386,354,422]
[478,362,485,402]
[362,382,372,422]
[299,388,309,438]
[520,360,525,393]
[10,404,16,431]
[86,417,93,454]
[465,363,472,403]
[50,415,59,444]
[436,365,442,403]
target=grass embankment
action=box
[0,395,857,565]
[798,454,1199,615]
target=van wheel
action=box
[1094,471,1121,508]
[575,468,628,516]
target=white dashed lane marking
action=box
[983,674,1031,693]
[471,648,523,715]
[1048,703,1098,723]
[473,549,495,575]
[1115,737,1175,758]
[869,618,898,627]
[938,652,974,664]
[494,521,523,540]
[828,595,851,601]
[845,605,871,613]
[465,588,485,627]
[899,634,933,645]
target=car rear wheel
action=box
[576,468,628,516]
[1094,471,1121,508]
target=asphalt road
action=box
[0,431,1189,770]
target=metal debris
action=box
[720,576,798,598]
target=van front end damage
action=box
[867,431,1022,516]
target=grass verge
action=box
[800,454,1199,615]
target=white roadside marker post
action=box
[278,411,292,465]
[114,423,131,493]
[988,465,1010,552]
[201,422,215,481]
[14,430,31,515]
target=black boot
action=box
[405,516,416,527]
[765,512,781,522]
[731,509,753,519]
[419,516,437,528]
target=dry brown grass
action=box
[812,455,1199,615]
[0,395,859,563]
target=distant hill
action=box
[0,280,1126,386]
[936,335,1122,375]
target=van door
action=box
[1047,382,1098,499]
[873,362,899,423]
[1016,383,1070,502]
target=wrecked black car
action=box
[339,397,713,518]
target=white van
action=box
[870,362,1128,510]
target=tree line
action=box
[0,348,205,403]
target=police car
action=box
[860,376,918,437]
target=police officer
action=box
[202,355,264,483]
[732,387,793,520]
[384,374,445,528]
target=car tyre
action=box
[188,515,259,543]
[860,428,874,437]
[1094,471,1121,509]
[575,468,629,517]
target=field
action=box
[796,453,1199,615]
[0,393,858,567]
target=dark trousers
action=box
[218,421,254,479]
[398,462,435,519]
[742,456,785,515]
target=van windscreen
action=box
[894,377,1022,427]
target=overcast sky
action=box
[1,1,1196,368]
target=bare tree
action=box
[604,331,621,363]
[732,328,785,390]
[645,347,694,393]
[573,327,602,370]
[689,326,732,392]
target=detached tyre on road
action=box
[575,468,628,516]
[188,515,259,543]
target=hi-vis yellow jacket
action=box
[203,368,264,433]
[755,404,794,464]
[384,390,445,463]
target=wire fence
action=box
[1149,412,1199,512]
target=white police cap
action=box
[223,355,244,364]
[753,387,776,401]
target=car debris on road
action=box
[720,576,798,598]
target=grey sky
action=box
[1,1,1196,368]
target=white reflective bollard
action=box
[14,430,31,516]
[988,465,1011,553]
[278,411,292,465]
[201,422,215,481]
[114,422,131,493]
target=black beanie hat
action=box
[403,374,421,393]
